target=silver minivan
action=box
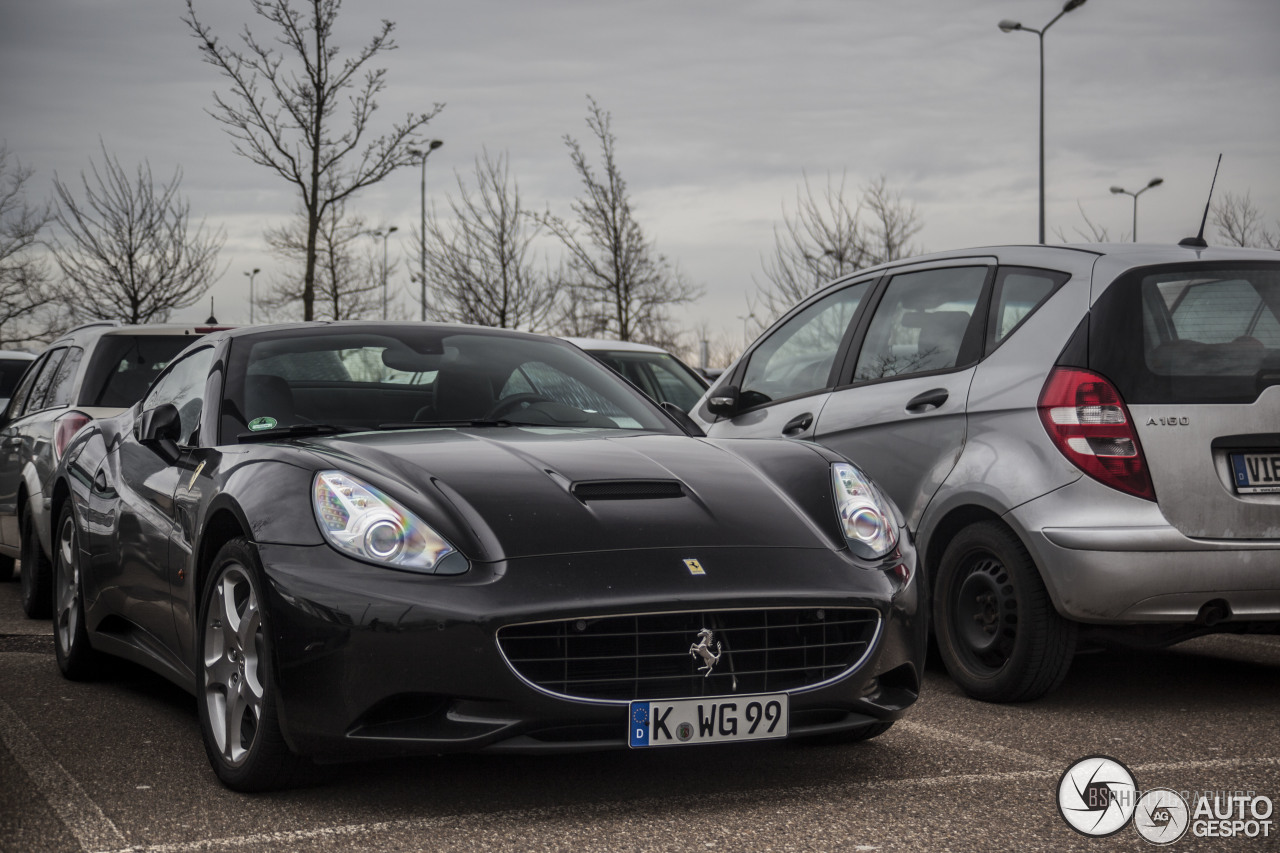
[693,243,1280,702]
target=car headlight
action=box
[313,470,456,572]
[831,462,898,560]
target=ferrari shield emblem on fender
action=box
[683,558,705,575]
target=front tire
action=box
[934,521,1076,702]
[53,503,99,680]
[197,538,306,792]
[20,510,52,619]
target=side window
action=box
[739,280,870,408]
[143,347,215,446]
[987,267,1069,349]
[44,347,85,408]
[21,348,68,416]
[854,267,988,381]
[7,352,50,418]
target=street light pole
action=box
[243,267,260,324]
[380,226,397,320]
[1110,178,1164,242]
[407,140,443,321]
[1000,0,1087,244]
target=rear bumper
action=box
[1009,480,1280,624]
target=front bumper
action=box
[258,542,923,759]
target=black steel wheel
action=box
[19,510,52,619]
[934,521,1076,702]
[197,538,306,791]
[53,503,98,680]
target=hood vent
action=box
[571,479,685,501]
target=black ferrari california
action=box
[51,323,922,790]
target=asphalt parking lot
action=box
[3,575,1279,853]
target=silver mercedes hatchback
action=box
[693,243,1280,702]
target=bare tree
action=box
[541,96,700,344]
[185,0,442,321]
[1052,201,1121,244]
[1212,191,1280,250]
[0,147,66,348]
[257,198,381,321]
[754,173,921,323]
[49,144,223,324]
[419,150,559,331]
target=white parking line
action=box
[91,755,1280,853]
[0,696,127,853]
[895,720,1057,770]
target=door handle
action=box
[905,388,949,413]
[781,413,814,436]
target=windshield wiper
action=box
[377,419,537,430]
[237,423,358,443]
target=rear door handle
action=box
[905,388,949,413]
[782,413,813,436]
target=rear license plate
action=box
[1229,453,1280,494]
[628,693,788,747]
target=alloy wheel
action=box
[202,564,265,767]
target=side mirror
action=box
[660,401,705,437]
[706,385,740,417]
[138,403,181,460]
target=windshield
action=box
[219,327,676,443]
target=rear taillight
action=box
[1037,367,1155,501]
[53,411,92,461]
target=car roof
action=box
[48,322,230,348]
[812,242,1280,294]
[561,337,673,354]
[0,351,37,361]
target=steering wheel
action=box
[485,393,553,420]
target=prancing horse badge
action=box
[683,558,705,575]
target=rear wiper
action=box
[237,423,358,443]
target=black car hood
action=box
[299,428,844,561]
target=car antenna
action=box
[1178,153,1221,248]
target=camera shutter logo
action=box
[1056,756,1138,837]
[1134,788,1190,845]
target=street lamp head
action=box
[388,225,399,234]
[1148,177,1164,188]
[998,19,1023,32]
[428,139,443,151]
[1110,186,1126,194]
[1062,0,1087,12]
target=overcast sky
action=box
[2,0,1278,344]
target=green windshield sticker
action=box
[248,417,277,431]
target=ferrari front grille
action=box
[496,607,880,702]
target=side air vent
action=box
[571,479,685,501]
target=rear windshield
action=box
[81,335,198,407]
[1091,263,1280,404]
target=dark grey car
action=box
[0,321,222,616]
[694,243,1280,702]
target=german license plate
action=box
[628,693,788,747]
[1229,453,1280,494]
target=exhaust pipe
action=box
[1196,599,1232,627]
